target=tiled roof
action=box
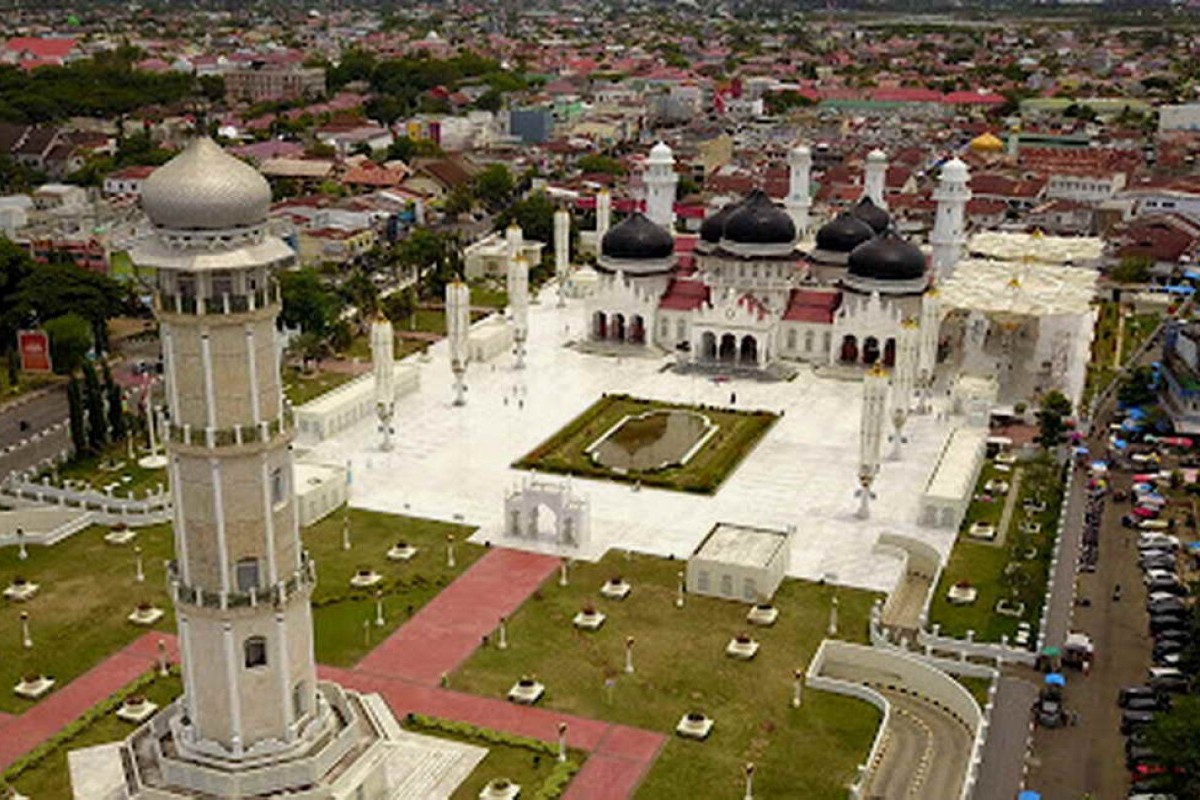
[782,289,841,323]
[658,278,710,311]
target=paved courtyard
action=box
[306,289,967,593]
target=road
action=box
[863,691,974,799]
[0,385,69,478]
[973,674,1039,800]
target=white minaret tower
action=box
[508,254,530,369]
[785,143,813,238]
[857,363,889,519]
[370,314,395,451]
[931,157,972,283]
[505,221,524,267]
[917,289,942,414]
[82,136,470,800]
[863,148,888,210]
[446,279,470,406]
[644,141,678,230]
[596,189,612,242]
[889,319,919,459]
[554,206,571,307]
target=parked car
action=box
[1122,709,1157,734]
[1120,686,1164,707]
[1149,673,1191,694]
[1147,598,1187,614]
[1125,694,1171,712]
[1143,557,1179,573]
[1145,569,1179,585]
[1127,744,1161,770]
[1146,579,1186,596]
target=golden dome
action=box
[969,133,1005,153]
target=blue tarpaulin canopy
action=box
[1045,673,1066,687]
[1018,792,1042,800]
[1164,284,1196,295]
[1127,407,1148,420]
[1112,439,1129,450]
[1187,542,1200,552]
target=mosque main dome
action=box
[850,196,891,235]
[141,137,273,231]
[601,212,675,260]
[722,190,796,245]
[847,230,927,282]
[815,212,875,254]
[699,200,743,244]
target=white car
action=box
[1144,569,1178,585]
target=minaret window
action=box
[244,636,267,668]
[293,681,307,717]
[271,467,286,507]
[236,557,261,592]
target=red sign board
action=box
[17,329,52,373]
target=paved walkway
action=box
[356,547,560,683]
[990,468,1024,549]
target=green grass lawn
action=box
[469,285,508,309]
[953,675,994,710]
[0,509,479,713]
[514,394,778,495]
[304,508,482,666]
[52,435,169,498]
[1121,312,1161,361]
[4,672,182,799]
[928,457,1065,642]
[283,365,357,406]
[452,552,883,799]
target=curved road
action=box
[863,690,973,800]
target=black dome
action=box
[850,196,891,234]
[722,190,796,245]
[815,212,874,253]
[601,212,675,260]
[700,200,743,243]
[847,230,927,282]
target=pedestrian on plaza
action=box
[1112,584,1122,602]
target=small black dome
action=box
[815,212,874,253]
[700,200,743,243]
[722,190,796,245]
[851,196,891,234]
[601,212,675,260]
[847,230,927,282]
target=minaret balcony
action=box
[167,552,317,612]
[155,286,281,318]
[165,409,294,451]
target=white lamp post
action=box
[624,636,635,674]
[16,526,27,561]
[497,616,508,650]
[135,545,145,583]
[20,610,32,649]
[557,722,568,763]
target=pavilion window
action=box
[244,636,267,668]
[236,557,261,592]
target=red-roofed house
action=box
[103,165,156,197]
[3,37,79,68]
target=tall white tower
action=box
[508,254,530,369]
[446,279,470,406]
[644,141,678,230]
[371,314,395,451]
[785,143,813,238]
[889,319,919,459]
[863,148,888,210]
[90,137,441,799]
[930,157,972,283]
[917,289,942,414]
[554,206,571,307]
[857,363,889,519]
[505,221,524,267]
[596,189,612,242]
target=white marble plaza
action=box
[307,287,969,593]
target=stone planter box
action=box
[725,637,759,660]
[4,582,39,602]
[350,571,382,588]
[117,697,159,723]
[995,599,1025,618]
[675,713,714,740]
[128,606,165,626]
[746,604,778,627]
[104,529,137,546]
[947,585,978,606]
[572,610,606,631]
[967,522,996,541]
[507,679,545,705]
[14,675,54,700]
[600,579,631,600]
[386,544,419,562]
[479,779,521,800]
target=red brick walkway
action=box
[0,549,665,799]
[356,547,560,683]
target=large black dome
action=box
[847,230,927,282]
[722,190,796,245]
[850,196,891,234]
[815,212,874,253]
[601,212,675,260]
[700,200,743,244]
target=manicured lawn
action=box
[4,672,183,799]
[305,508,482,666]
[0,523,177,714]
[0,509,479,713]
[282,365,357,406]
[954,675,994,710]
[52,435,169,498]
[452,552,883,799]
[928,456,1066,642]
[1121,312,1160,361]
[469,284,508,309]
[514,394,778,495]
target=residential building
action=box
[225,63,326,104]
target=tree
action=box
[1036,391,1073,449]
[7,261,127,353]
[383,286,418,324]
[42,313,92,375]
[102,360,126,441]
[0,236,34,351]
[1145,694,1200,798]
[279,268,340,337]
[66,374,86,455]
[340,269,380,332]
[81,360,106,451]
[443,183,474,217]
[1117,365,1158,408]
[576,153,626,177]
[1110,255,1153,284]
[473,164,514,213]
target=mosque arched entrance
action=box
[593,311,607,340]
[719,334,738,362]
[739,335,758,365]
[840,335,858,363]
[863,336,881,365]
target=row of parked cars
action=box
[1120,525,1190,797]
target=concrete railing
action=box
[0,510,95,548]
[1,474,172,528]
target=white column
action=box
[930,157,972,283]
[786,144,813,238]
[555,207,570,307]
[245,324,261,425]
[222,622,243,753]
[863,149,888,210]
[596,190,611,241]
[917,290,941,412]
[275,612,294,738]
[858,363,889,518]
[370,316,396,450]
[261,454,278,585]
[286,446,300,569]
[446,280,470,405]
[508,256,529,369]
[170,456,190,584]
[890,319,919,459]
[271,322,285,418]
[200,329,217,430]
[210,458,230,595]
[178,614,199,725]
[163,325,180,420]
